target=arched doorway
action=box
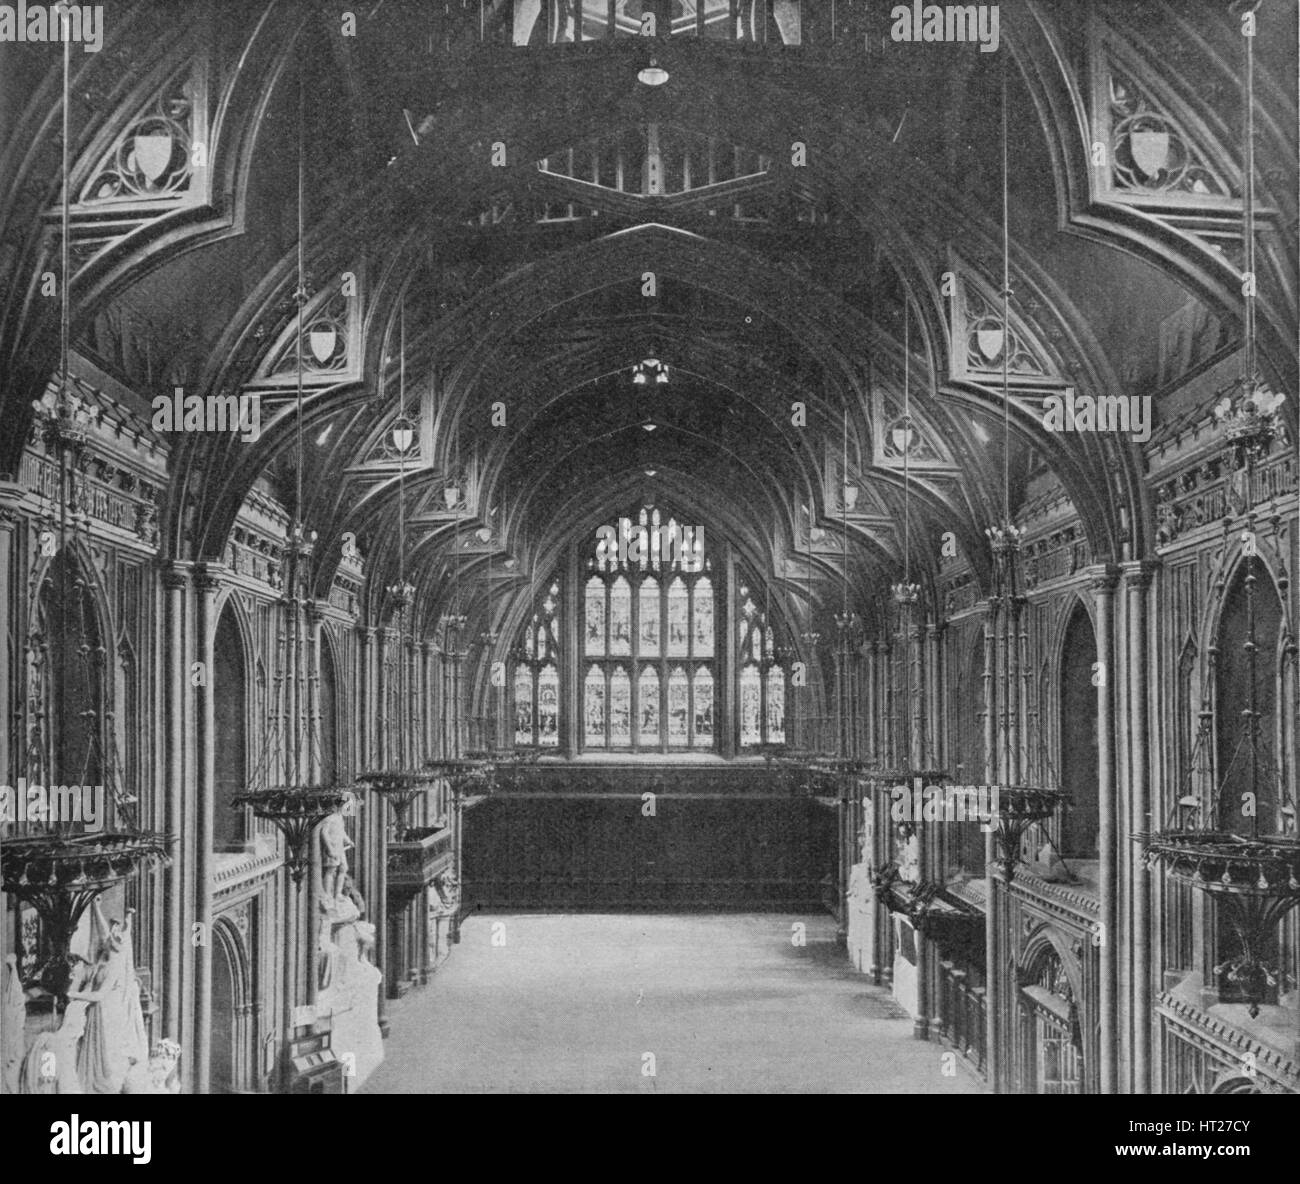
[210,915,256,1094]
[211,928,237,1093]
[1018,939,1083,1095]
[1059,606,1099,858]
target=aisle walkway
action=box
[362,914,986,1093]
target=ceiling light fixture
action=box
[633,356,669,386]
[637,59,669,87]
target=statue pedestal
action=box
[317,908,384,1090]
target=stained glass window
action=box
[538,664,559,746]
[638,666,660,745]
[693,577,714,657]
[610,576,632,656]
[514,666,533,746]
[766,665,785,744]
[667,577,689,656]
[585,576,605,655]
[513,579,562,748]
[740,664,761,746]
[583,506,715,751]
[667,667,689,746]
[523,0,803,44]
[693,667,714,747]
[610,666,631,743]
[738,580,787,748]
[585,665,606,746]
[639,577,660,655]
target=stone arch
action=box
[210,911,256,1094]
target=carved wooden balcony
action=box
[386,825,454,903]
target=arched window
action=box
[319,636,339,788]
[736,582,786,748]
[36,551,104,795]
[213,605,248,850]
[583,506,715,751]
[513,579,562,748]
[1059,606,1099,858]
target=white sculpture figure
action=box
[122,1039,182,1094]
[3,953,26,1093]
[20,955,100,1093]
[76,903,149,1094]
[845,821,875,975]
[897,826,922,885]
[320,811,353,904]
[317,914,342,993]
[315,875,383,1087]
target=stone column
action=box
[0,492,16,1082]
[420,641,434,764]
[1091,566,1120,1094]
[306,604,323,784]
[0,489,17,798]
[160,565,188,1046]
[864,642,878,763]
[1008,595,1023,785]
[193,567,220,1095]
[1125,560,1157,1093]
[982,598,1000,1091]
[373,631,391,1023]
[305,604,324,1008]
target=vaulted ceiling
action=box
[1,0,1295,643]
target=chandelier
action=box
[1140,16,1299,1018]
[233,786,354,884]
[1213,379,1286,462]
[235,70,355,886]
[976,61,1064,882]
[2,31,174,1002]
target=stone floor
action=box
[361,913,987,1093]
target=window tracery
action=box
[584,507,714,751]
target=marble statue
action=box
[76,902,149,1093]
[20,957,96,1093]
[845,821,875,975]
[14,902,178,1096]
[315,872,383,1087]
[122,1039,182,1094]
[3,953,25,1093]
[320,811,353,904]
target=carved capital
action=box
[192,563,225,597]
[159,562,189,592]
[1121,558,1161,593]
[1084,563,1122,596]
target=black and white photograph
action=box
[0,0,1298,1150]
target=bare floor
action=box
[361,913,987,1093]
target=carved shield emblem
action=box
[309,327,337,364]
[891,425,915,455]
[133,133,173,183]
[443,485,460,509]
[977,327,1004,363]
[1131,129,1171,179]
